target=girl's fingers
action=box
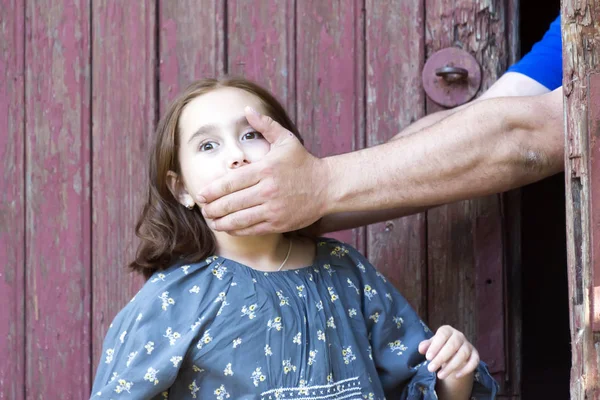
[427,330,464,372]
[424,326,453,363]
[455,349,480,378]
[436,343,472,379]
[418,338,432,355]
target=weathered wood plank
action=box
[424,0,509,389]
[227,0,295,119]
[0,0,25,398]
[25,0,91,397]
[159,0,225,110]
[91,0,156,375]
[296,0,365,250]
[364,0,427,316]
[561,1,600,397]
[504,1,522,396]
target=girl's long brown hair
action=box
[130,77,303,279]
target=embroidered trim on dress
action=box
[260,377,362,400]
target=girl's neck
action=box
[213,232,291,272]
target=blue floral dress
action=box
[91,238,497,399]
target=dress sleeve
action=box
[90,262,222,399]
[345,246,498,399]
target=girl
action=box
[90,78,497,399]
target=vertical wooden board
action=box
[0,0,25,398]
[296,0,365,249]
[473,202,506,381]
[227,0,295,118]
[562,3,600,397]
[424,0,508,387]
[91,0,156,374]
[159,0,225,111]
[25,0,91,397]
[504,1,521,396]
[364,0,427,315]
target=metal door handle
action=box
[435,66,469,83]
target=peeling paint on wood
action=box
[424,0,510,393]
[159,0,226,110]
[25,0,91,397]
[296,0,365,249]
[562,1,600,397]
[228,0,295,118]
[91,0,156,375]
[364,0,427,316]
[0,0,25,398]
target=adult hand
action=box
[197,106,329,235]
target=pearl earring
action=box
[186,201,194,210]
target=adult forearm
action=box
[321,90,563,216]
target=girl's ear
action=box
[166,171,195,209]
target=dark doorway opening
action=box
[518,3,571,399]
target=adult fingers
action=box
[202,182,265,220]
[197,163,261,204]
[245,106,297,146]
[209,205,271,233]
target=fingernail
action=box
[196,195,206,204]
[426,352,432,360]
[246,106,260,116]
[428,363,437,372]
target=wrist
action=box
[319,155,341,216]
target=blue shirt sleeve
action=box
[507,16,562,90]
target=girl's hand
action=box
[418,325,479,380]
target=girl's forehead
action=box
[180,87,265,129]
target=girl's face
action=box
[168,87,270,208]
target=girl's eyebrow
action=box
[188,125,215,144]
[188,116,252,144]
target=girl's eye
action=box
[242,131,263,141]
[200,141,218,152]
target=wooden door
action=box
[562,1,600,398]
[0,0,519,397]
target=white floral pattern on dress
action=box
[144,367,160,385]
[164,327,181,346]
[388,339,409,355]
[159,291,175,311]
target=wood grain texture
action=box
[561,1,600,397]
[91,0,156,374]
[296,0,365,250]
[227,0,295,118]
[0,0,25,398]
[364,0,427,316]
[159,0,225,110]
[25,0,91,397]
[424,0,508,389]
[504,1,521,396]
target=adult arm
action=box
[313,73,554,234]
[199,88,563,235]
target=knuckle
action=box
[439,325,452,335]
[448,337,462,350]
[261,180,278,199]
[222,180,233,195]
[459,347,470,360]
